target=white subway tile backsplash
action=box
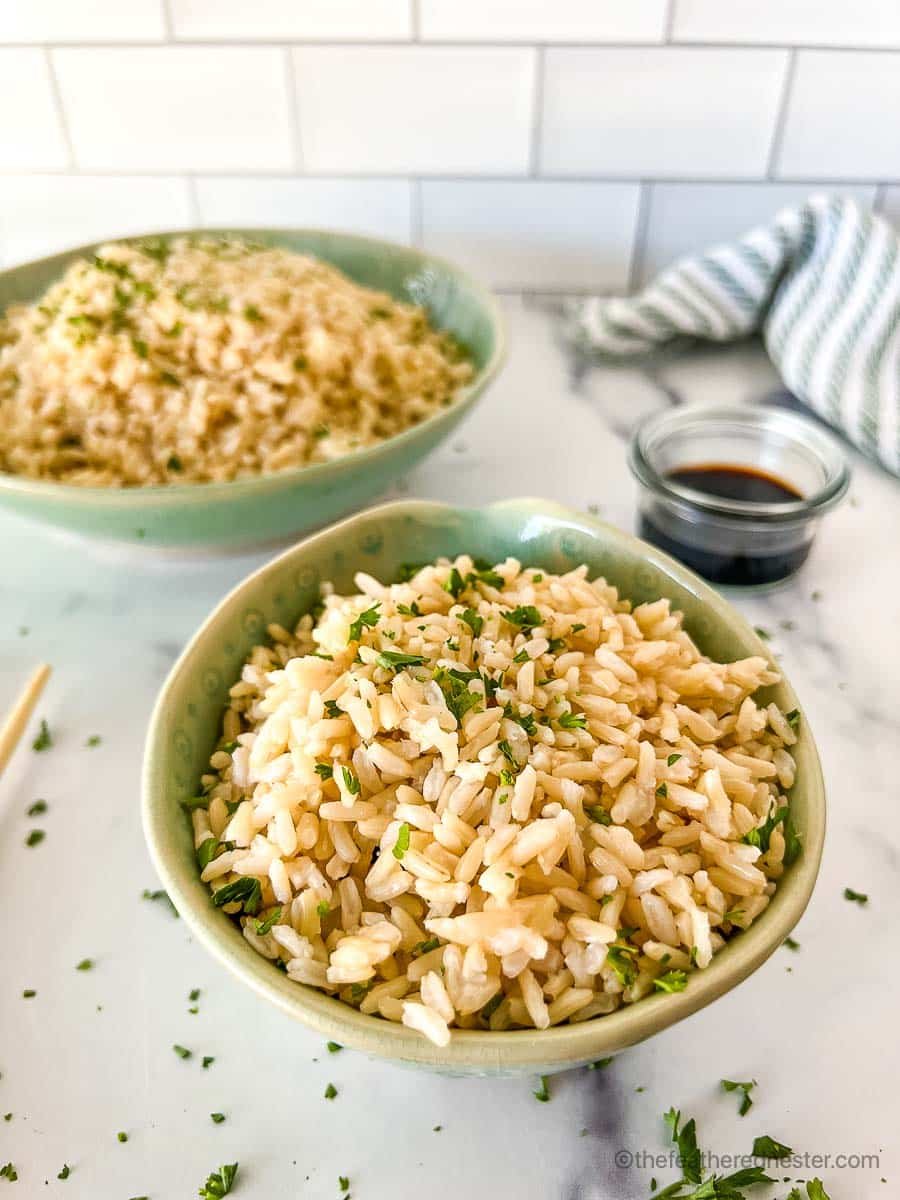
[420,0,667,43]
[170,0,410,41]
[420,180,639,289]
[777,52,900,180]
[0,50,67,169]
[194,177,412,243]
[0,0,165,42]
[541,48,788,178]
[0,175,193,266]
[53,47,294,171]
[293,47,535,174]
[672,0,900,49]
[638,182,878,283]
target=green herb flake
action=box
[392,822,411,860]
[57,1164,70,1180]
[585,804,612,826]
[443,567,466,600]
[653,969,687,994]
[806,1181,831,1200]
[197,838,223,869]
[502,605,542,631]
[752,1134,792,1160]
[663,1107,702,1184]
[742,803,789,855]
[25,829,45,847]
[347,603,380,644]
[412,937,440,958]
[339,1176,350,1193]
[2,1115,10,1123]
[32,719,52,752]
[173,1044,191,1060]
[460,608,483,637]
[202,1056,215,1069]
[843,887,868,905]
[254,908,282,936]
[655,782,668,799]
[324,1083,338,1100]
[533,1075,550,1103]
[316,901,330,918]
[211,876,262,915]
[783,936,800,950]
[785,708,801,729]
[210,1112,226,1124]
[433,666,482,724]
[189,988,201,1002]
[587,1057,614,1070]
[198,1162,238,1199]
[605,944,638,989]
[374,649,427,671]
[340,766,360,796]
[557,711,587,730]
[117,1131,128,1143]
[0,1164,18,1182]
[721,1078,756,1116]
[667,753,681,766]
[396,601,421,617]
[327,1041,343,1054]
[22,989,36,998]
[243,303,263,322]
[76,958,94,972]
[753,626,771,640]
[498,739,517,767]
[324,700,342,719]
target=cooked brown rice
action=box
[194,556,798,1046]
[0,237,472,486]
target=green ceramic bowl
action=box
[142,498,825,1075]
[0,229,504,550]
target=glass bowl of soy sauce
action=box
[629,404,850,587]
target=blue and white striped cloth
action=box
[571,196,900,477]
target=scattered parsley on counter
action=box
[25,830,45,847]
[753,626,771,640]
[211,1113,226,1124]
[326,1042,343,1054]
[533,1076,550,1103]
[752,1134,792,1160]
[85,735,101,747]
[587,1058,614,1070]
[57,1164,70,1180]
[32,720,52,751]
[26,800,47,817]
[721,1078,756,1117]
[117,1131,128,1143]
[22,990,35,999]
[141,888,179,918]
[189,988,201,1002]
[2,1115,9,1123]
[75,959,94,972]
[843,887,868,905]
[0,1163,18,1181]
[198,1162,238,1199]
[338,1176,349,1193]
[783,936,800,950]
[663,1108,702,1183]
[202,1056,215,1070]
[324,1083,338,1100]
[173,1044,191,1060]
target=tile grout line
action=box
[628,182,653,293]
[766,48,798,180]
[43,46,76,170]
[282,46,304,173]
[529,45,545,177]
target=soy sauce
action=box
[639,463,808,587]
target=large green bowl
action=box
[0,230,504,549]
[142,498,825,1075]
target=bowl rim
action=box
[0,226,507,509]
[142,497,825,1070]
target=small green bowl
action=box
[0,229,504,550]
[142,498,825,1075]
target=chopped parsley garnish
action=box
[505,706,537,735]
[397,562,426,583]
[783,936,800,950]
[202,1056,215,1069]
[57,1164,70,1180]
[211,877,262,915]
[656,782,668,798]
[181,795,211,811]
[254,908,282,936]
[721,1078,756,1116]
[84,734,102,749]
[131,337,148,359]
[570,623,586,633]
[557,711,586,730]
[397,601,421,617]
[723,908,744,924]
[663,1107,702,1183]
[393,822,410,860]
[433,666,482,723]
[374,649,427,671]
[315,763,334,780]
[340,766,360,796]
[197,838,224,869]
[753,626,771,640]
[752,1134,792,1159]
[141,887,179,916]
[502,605,542,631]
[513,648,530,663]
[327,1041,343,1053]
[412,937,441,958]
[324,1083,338,1100]
[467,560,505,589]
[76,958,94,971]
[324,700,342,719]
[667,753,681,766]
[348,603,380,643]
[117,1131,128,1143]
[585,804,612,826]
[605,944,638,988]
[742,803,789,855]
[173,1044,191,1060]
[22,989,36,998]
[443,567,466,599]
[198,1162,238,1199]
[25,829,45,847]
[243,303,263,322]
[782,810,802,865]
[843,887,868,905]
[785,708,801,729]
[316,901,330,918]
[32,719,52,751]
[806,1182,831,1200]
[166,453,182,470]
[587,1057,614,1070]
[460,608,483,637]
[653,969,687,994]
[339,1176,350,1192]
[211,1112,226,1124]
[498,739,517,766]
[0,1164,18,1182]
[533,1075,550,1102]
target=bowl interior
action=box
[142,498,824,1073]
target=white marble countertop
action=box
[1,295,896,1199]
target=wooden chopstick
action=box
[0,663,51,777]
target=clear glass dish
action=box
[629,404,850,588]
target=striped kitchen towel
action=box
[570,195,900,477]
